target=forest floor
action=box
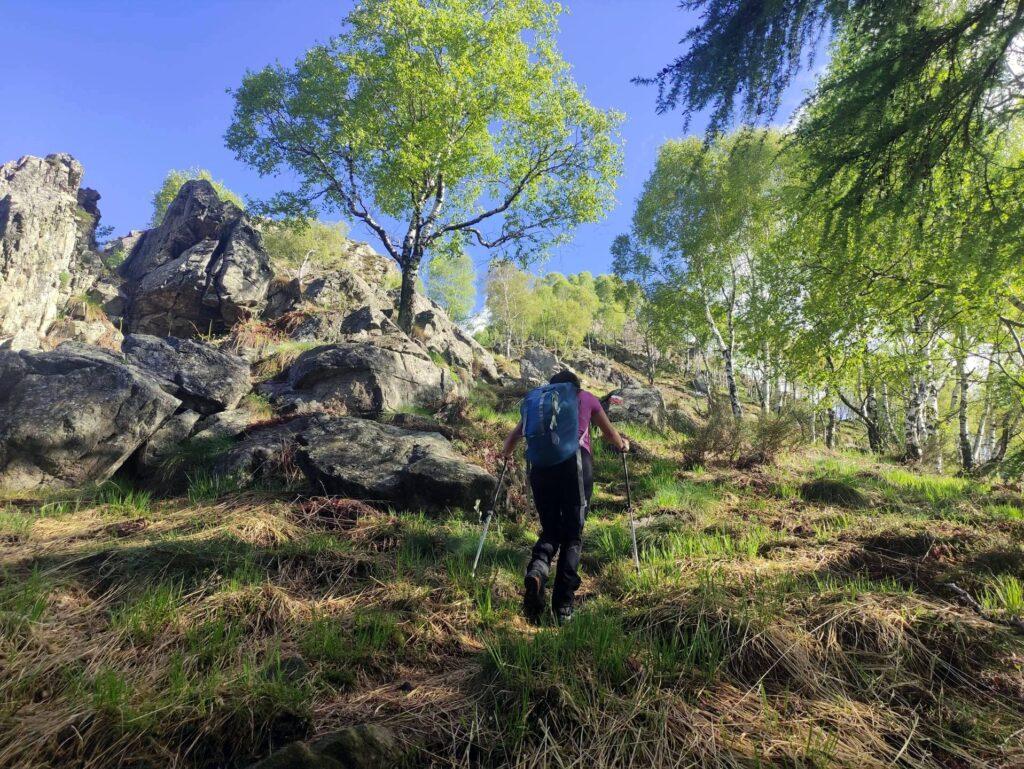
[3,400,1024,768]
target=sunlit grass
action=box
[880,468,977,503]
[980,575,1024,616]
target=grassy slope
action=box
[2,404,1024,768]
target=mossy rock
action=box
[800,478,868,508]
[247,724,405,769]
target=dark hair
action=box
[549,369,581,390]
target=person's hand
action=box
[501,445,515,459]
[618,438,631,454]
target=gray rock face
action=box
[264,266,393,327]
[562,352,641,388]
[191,410,252,442]
[296,417,495,513]
[213,416,309,481]
[0,154,103,350]
[519,346,561,387]
[120,180,273,337]
[262,256,497,384]
[280,338,458,416]
[0,343,180,490]
[122,334,250,414]
[603,385,667,430]
[340,305,400,336]
[402,292,499,382]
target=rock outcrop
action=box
[133,410,202,480]
[119,180,273,337]
[210,414,493,513]
[296,417,495,513]
[0,343,180,490]
[0,154,104,349]
[401,291,498,382]
[264,261,497,383]
[122,334,250,414]
[603,385,667,430]
[518,346,561,387]
[563,351,642,388]
[270,338,459,416]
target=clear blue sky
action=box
[0,0,814,281]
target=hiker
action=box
[502,370,630,624]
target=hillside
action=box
[2,148,1024,768]
[4,412,1024,768]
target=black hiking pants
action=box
[525,450,594,611]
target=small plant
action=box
[682,397,744,467]
[240,392,275,421]
[94,478,152,515]
[187,470,244,504]
[253,340,316,380]
[800,478,867,508]
[980,575,1024,616]
[162,436,236,482]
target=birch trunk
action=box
[957,355,973,471]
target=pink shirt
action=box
[577,390,603,455]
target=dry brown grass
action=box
[2,440,1024,768]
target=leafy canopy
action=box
[423,246,476,322]
[225,0,622,309]
[645,1,1024,211]
[262,220,351,271]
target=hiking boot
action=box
[555,603,574,626]
[523,573,545,621]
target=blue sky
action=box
[0,0,816,282]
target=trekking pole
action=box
[472,456,511,578]
[621,449,641,573]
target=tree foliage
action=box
[483,260,633,357]
[226,0,622,332]
[645,1,1024,213]
[423,246,476,322]
[261,220,350,271]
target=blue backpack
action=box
[521,382,580,468]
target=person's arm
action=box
[502,421,523,457]
[592,406,630,453]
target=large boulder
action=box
[0,343,180,490]
[295,417,495,513]
[213,416,310,481]
[122,334,251,414]
[0,154,104,350]
[603,385,667,430]
[265,269,393,326]
[133,410,202,480]
[519,346,561,387]
[119,180,273,337]
[276,338,459,416]
[562,351,641,389]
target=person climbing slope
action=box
[502,370,630,624]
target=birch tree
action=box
[226,0,621,333]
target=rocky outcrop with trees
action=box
[0,154,501,512]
